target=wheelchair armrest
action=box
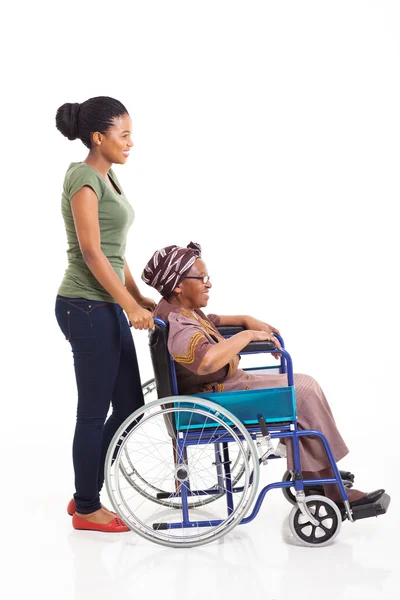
[240,340,277,353]
[217,326,244,336]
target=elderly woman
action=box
[142,242,385,509]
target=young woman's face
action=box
[95,113,134,164]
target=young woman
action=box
[142,241,386,510]
[55,96,155,532]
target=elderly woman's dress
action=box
[155,298,349,472]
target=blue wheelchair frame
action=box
[153,317,353,531]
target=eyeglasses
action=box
[184,275,211,284]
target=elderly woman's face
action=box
[177,258,212,309]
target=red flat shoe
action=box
[67,498,76,516]
[72,513,130,532]
[67,498,117,516]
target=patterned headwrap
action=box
[142,242,202,297]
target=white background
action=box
[1,1,400,599]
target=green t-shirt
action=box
[58,162,134,302]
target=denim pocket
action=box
[56,296,106,315]
[55,301,73,341]
[55,297,106,341]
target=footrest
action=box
[348,493,391,521]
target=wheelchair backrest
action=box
[148,320,177,438]
[148,320,175,399]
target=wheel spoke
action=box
[310,525,318,543]
[317,522,331,535]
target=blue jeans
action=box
[55,296,144,514]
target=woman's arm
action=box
[216,315,248,327]
[198,329,279,374]
[71,187,153,329]
[169,315,281,376]
[124,259,142,302]
[124,259,156,310]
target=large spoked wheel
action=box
[119,379,251,508]
[289,495,342,547]
[105,396,260,548]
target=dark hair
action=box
[55,96,128,149]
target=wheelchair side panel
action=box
[174,386,297,431]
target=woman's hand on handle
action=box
[127,305,155,330]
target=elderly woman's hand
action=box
[243,316,280,337]
[244,317,281,359]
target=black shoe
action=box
[346,489,385,507]
[335,489,385,510]
[336,489,390,521]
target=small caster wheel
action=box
[289,495,342,547]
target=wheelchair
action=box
[105,319,390,548]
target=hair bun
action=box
[55,102,81,140]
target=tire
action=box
[289,495,342,547]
